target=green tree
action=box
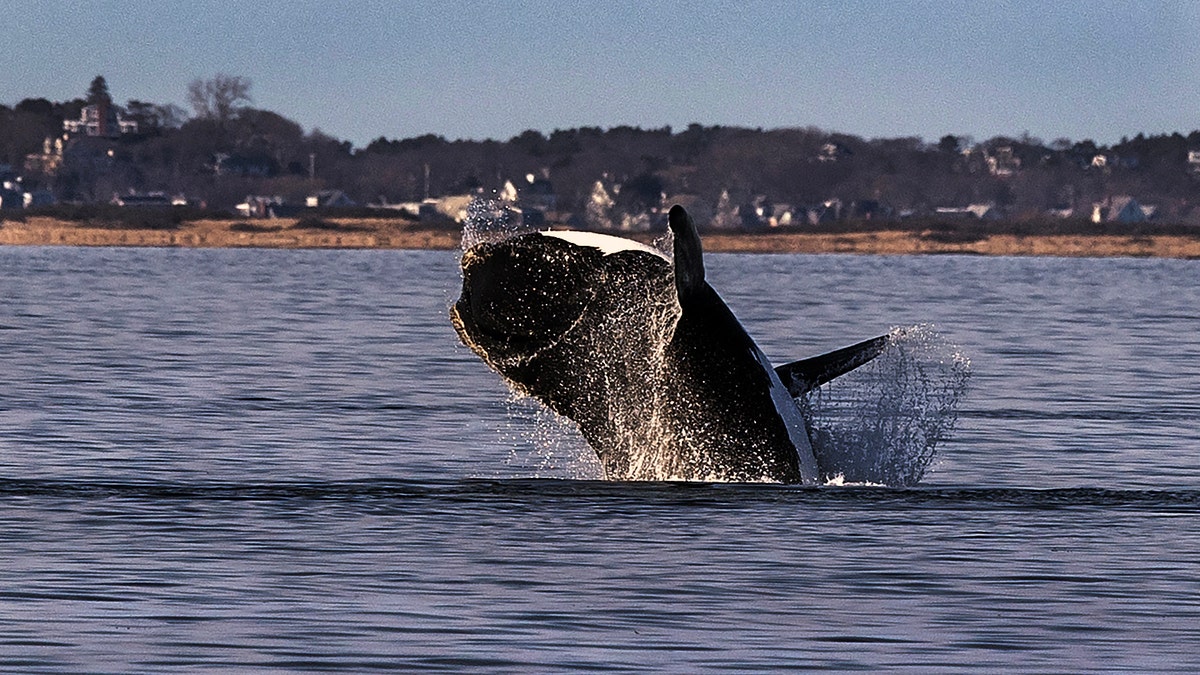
[86,75,112,106]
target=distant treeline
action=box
[6,75,1200,226]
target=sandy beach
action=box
[3,216,1200,258]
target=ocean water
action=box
[0,246,1198,672]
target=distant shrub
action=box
[291,216,369,232]
[229,222,284,233]
[26,203,214,230]
[292,216,338,230]
[919,228,988,244]
[306,206,419,221]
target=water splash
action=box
[584,180,616,230]
[460,196,529,251]
[500,395,602,479]
[592,276,682,480]
[501,267,688,481]
[490,314,968,485]
[801,324,971,486]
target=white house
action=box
[63,103,138,138]
[306,190,356,209]
[1188,150,1200,174]
[987,146,1021,176]
[1091,196,1148,224]
[934,203,1002,220]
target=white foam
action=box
[540,230,668,258]
[823,474,886,487]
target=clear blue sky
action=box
[4,0,1198,149]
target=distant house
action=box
[817,142,852,163]
[767,202,795,227]
[934,203,1003,220]
[237,195,287,218]
[365,198,420,217]
[736,195,774,230]
[63,102,137,138]
[415,194,475,223]
[24,136,64,176]
[1091,196,1149,224]
[987,146,1021,176]
[1188,150,1200,174]
[805,199,843,225]
[306,190,356,209]
[705,190,738,230]
[733,196,804,229]
[369,200,424,218]
[969,203,1003,220]
[1090,152,1138,170]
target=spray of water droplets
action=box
[460,196,530,251]
[497,395,603,479]
[503,253,685,481]
[800,324,972,486]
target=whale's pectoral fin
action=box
[775,333,892,397]
[668,205,705,299]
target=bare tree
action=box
[187,74,252,122]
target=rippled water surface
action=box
[1,246,1198,672]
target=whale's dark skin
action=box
[450,205,887,483]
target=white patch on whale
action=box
[749,344,820,482]
[540,230,669,258]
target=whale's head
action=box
[451,230,671,370]
[451,232,602,367]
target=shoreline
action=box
[3,216,1200,258]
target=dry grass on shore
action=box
[3,215,1200,258]
[0,216,462,250]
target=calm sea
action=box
[1,246,1197,672]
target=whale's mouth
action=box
[452,235,598,364]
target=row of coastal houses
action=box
[0,168,1168,231]
[964,143,1200,177]
[1,143,1171,230]
[234,177,557,225]
[229,178,1165,231]
[742,195,1160,227]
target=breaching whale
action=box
[450,204,890,484]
